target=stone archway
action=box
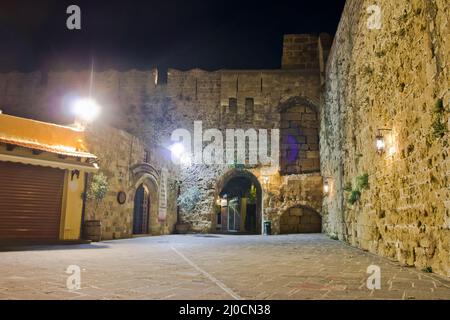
[279,205,322,234]
[131,163,160,235]
[213,169,263,234]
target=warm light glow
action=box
[388,146,396,156]
[323,180,330,195]
[376,135,385,153]
[72,98,101,122]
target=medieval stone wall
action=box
[165,66,324,233]
[320,0,450,277]
[83,123,177,240]
[0,69,158,133]
[0,33,330,237]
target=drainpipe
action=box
[80,172,89,239]
[176,182,181,223]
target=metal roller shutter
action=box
[0,162,65,240]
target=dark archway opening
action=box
[215,170,262,234]
[133,184,150,234]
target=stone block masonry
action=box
[320,0,450,277]
[0,34,332,239]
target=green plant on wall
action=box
[84,172,109,220]
[356,173,369,190]
[348,190,361,205]
[431,99,447,139]
[346,173,369,205]
[177,186,201,213]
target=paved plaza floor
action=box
[0,234,449,300]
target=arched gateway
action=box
[213,169,263,234]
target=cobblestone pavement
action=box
[0,234,449,300]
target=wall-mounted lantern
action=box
[323,179,330,195]
[375,129,392,155]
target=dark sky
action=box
[0,0,346,73]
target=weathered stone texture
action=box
[0,69,158,132]
[84,123,177,240]
[165,67,323,232]
[0,34,327,238]
[320,0,450,277]
[282,34,321,70]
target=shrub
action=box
[356,173,369,190]
[86,172,109,202]
[348,190,361,205]
[177,186,201,213]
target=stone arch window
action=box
[279,206,322,234]
[229,98,238,113]
[279,97,320,175]
[245,98,254,114]
[245,98,254,122]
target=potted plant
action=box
[83,172,109,242]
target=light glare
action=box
[73,98,101,122]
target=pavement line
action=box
[170,246,241,300]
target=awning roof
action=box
[0,152,99,173]
[0,113,97,159]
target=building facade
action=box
[0,113,97,241]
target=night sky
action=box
[0,0,346,73]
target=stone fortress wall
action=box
[2,2,447,277]
[0,33,331,236]
[320,0,450,277]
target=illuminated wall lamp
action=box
[323,179,330,195]
[323,177,333,196]
[375,128,392,155]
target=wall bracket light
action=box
[376,128,392,155]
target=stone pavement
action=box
[0,234,449,300]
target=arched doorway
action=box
[280,206,322,234]
[133,184,150,234]
[214,170,262,234]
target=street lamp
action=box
[72,98,101,128]
[169,143,192,166]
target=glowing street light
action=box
[170,143,192,166]
[72,98,101,125]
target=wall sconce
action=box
[323,179,330,195]
[262,175,269,186]
[375,129,392,155]
[70,170,80,181]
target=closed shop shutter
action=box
[0,161,65,240]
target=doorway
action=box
[133,184,150,234]
[216,170,262,234]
